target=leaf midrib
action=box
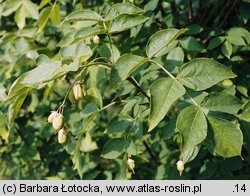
[183,107,200,151]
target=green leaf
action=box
[146,28,186,58]
[110,54,147,88]
[72,150,84,179]
[179,36,203,52]
[109,14,148,33]
[37,6,52,33]
[13,60,62,89]
[37,1,59,32]
[6,72,33,128]
[6,0,39,28]
[39,0,50,9]
[99,43,121,63]
[207,116,243,158]
[50,4,61,25]
[148,78,186,131]
[105,3,144,21]
[177,106,207,160]
[102,138,130,159]
[207,36,225,50]
[74,27,105,43]
[7,59,76,104]
[63,10,103,23]
[226,27,248,46]
[80,132,98,152]
[14,37,30,52]
[0,111,9,142]
[153,40,178,58]
[126,140,137,155]
[87,87,103,108]
[226,35,246,46]
[75,41,93,62]
[177,58,236,91]
[2,0,22,16]
[131,119,143,138]
[88,66,106,89]
[60,42,92,72]
[7,89,30,129]
[185,24,203,35]
[144,0,159,11]
[57,31,75,47]
[166,46,184,66]
[221,41,233,59]
[178,90,208,110]
[60,43,78,60]
[121,154,128,179]
[14,5,26,29]
[107,115,133,133]
[0,83,7,102]
[59,41,92,63]
[236,85,248,97]
[182,145,200,164]
[6,58,72,128]
[23,0,39,20]
[162,118,177,140]
[121,98,138,114]
[18,28,36,38]
[7,82,29,104]
[201,91,242,114]
[80,103,98,118]
[239,101,250,122]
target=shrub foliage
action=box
[0,0,250,179]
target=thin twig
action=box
[185,91,199,107]
[86,62,111,70]
[219,0,239,28]
[150,60,200,107]
[127,77,150,101]
[188,0,193,23]
[142,139,161,165]
[98,101,119,112]
[58,67,87,112]
[149,60,175,79]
